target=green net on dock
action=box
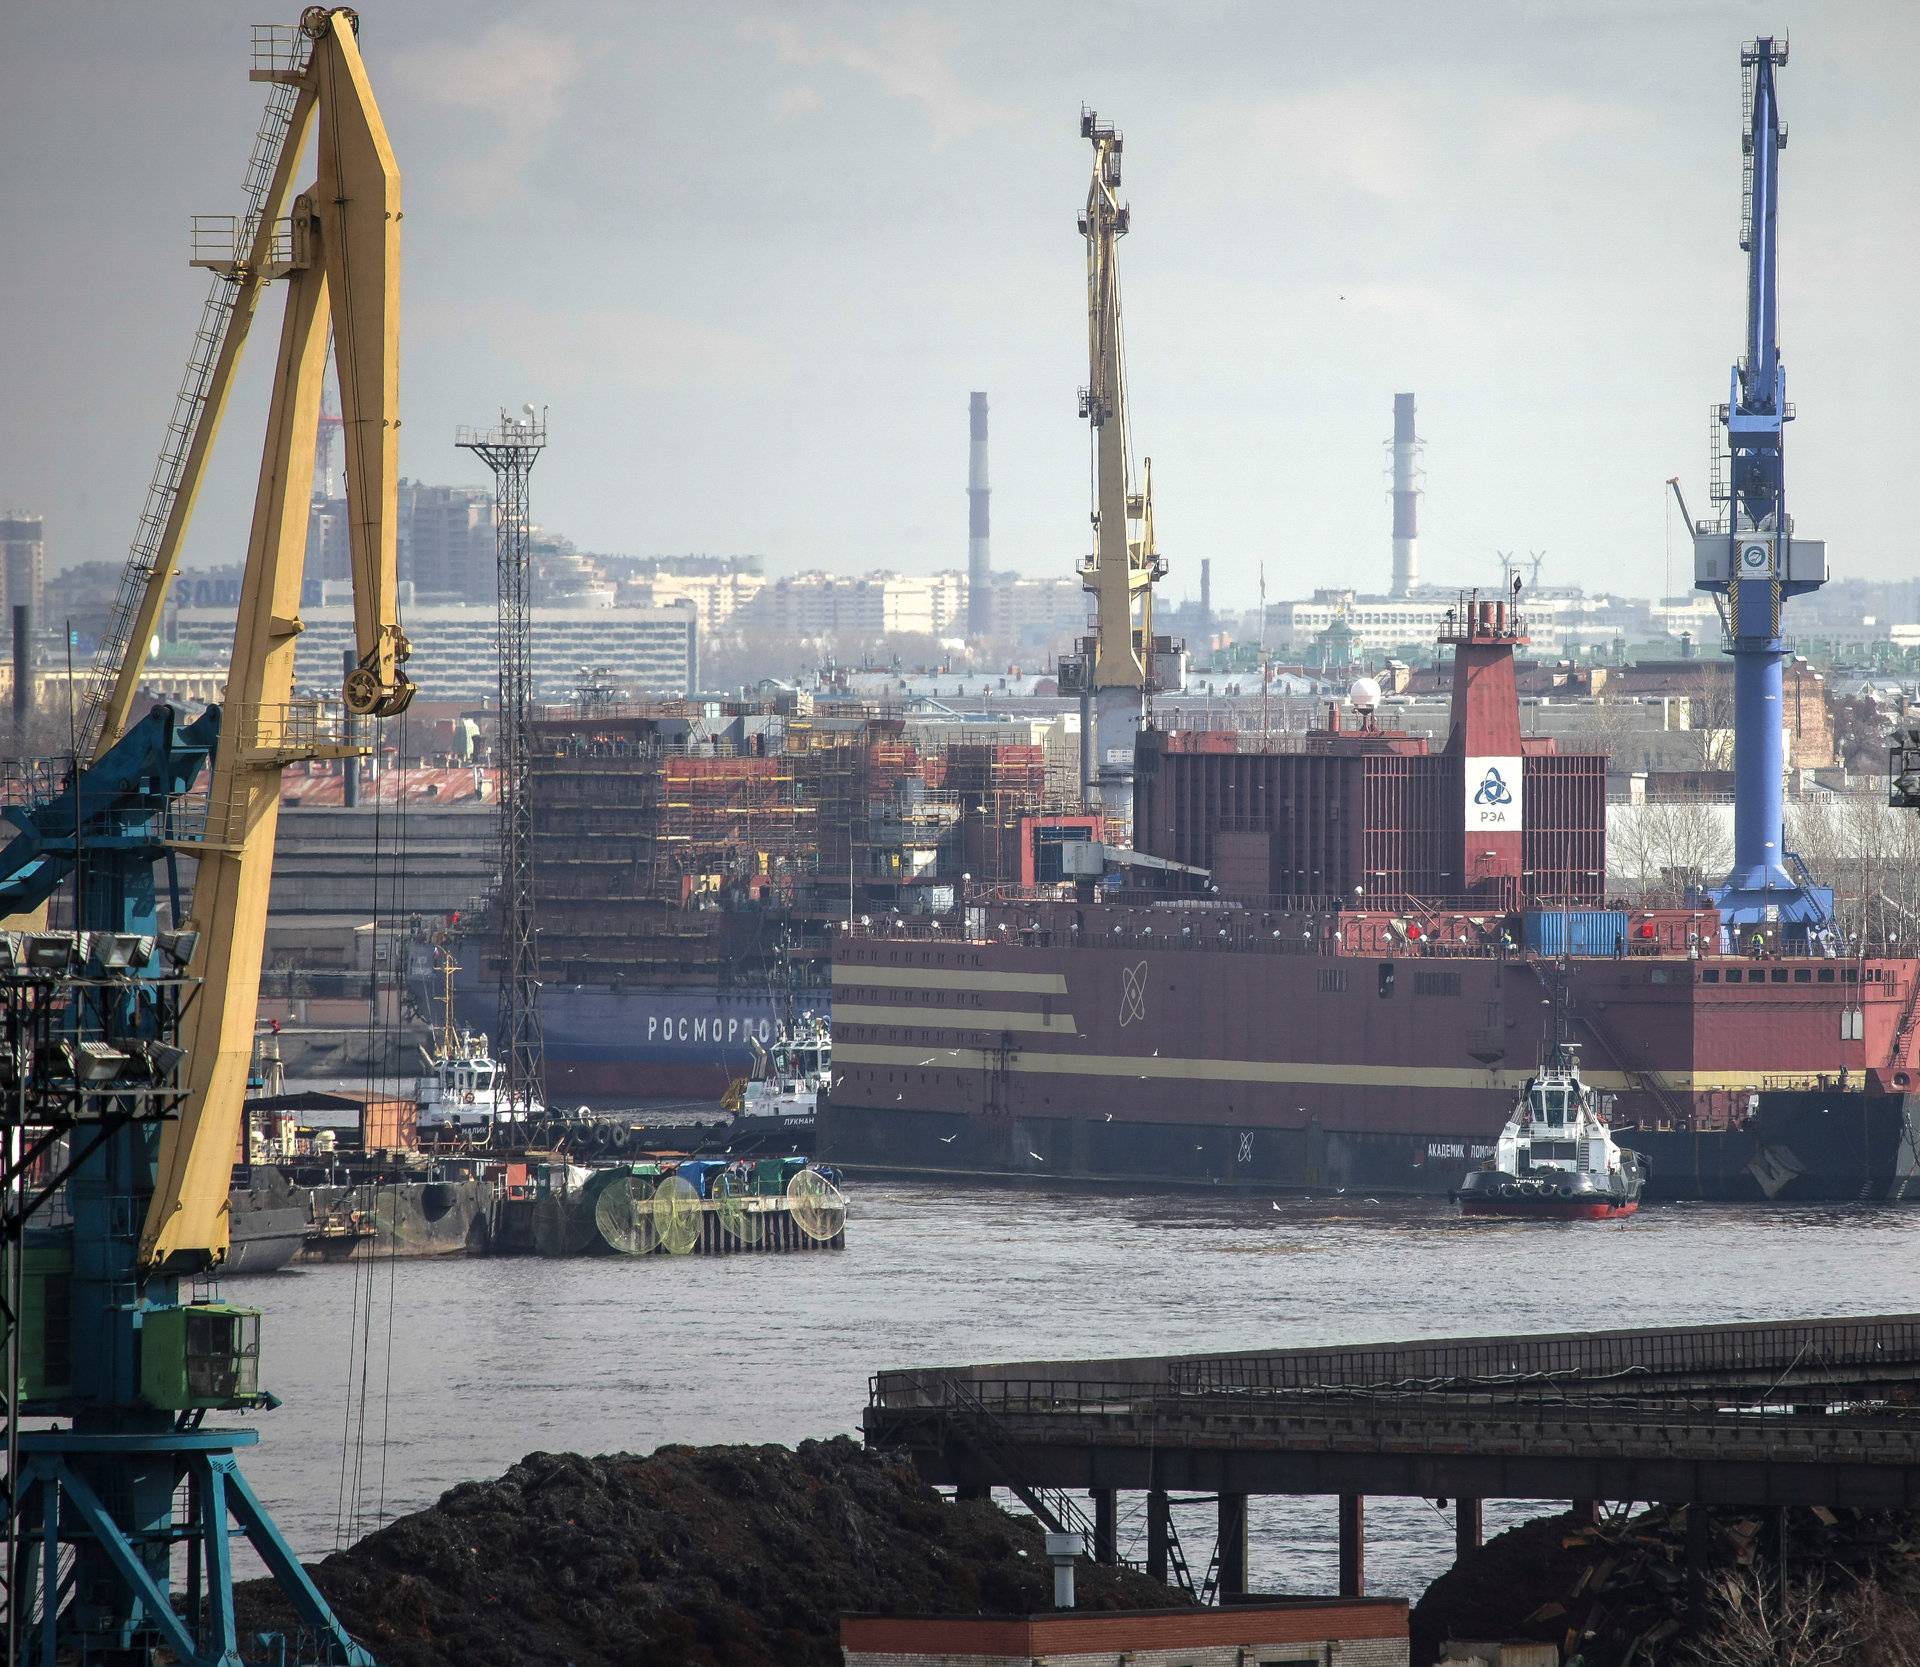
[651,1175,702,1255]
[593,1176,659,1256]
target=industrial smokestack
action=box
[1199,557,1212,643]
[967,392,991,637]
[10,605,28,734]
[1390,392,1421,598]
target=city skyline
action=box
[3,3,1917,614]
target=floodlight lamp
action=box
[62,1039,131,1086]
[90,933,153,973]
[25,934,78,973]
[156,929,201,970]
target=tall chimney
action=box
[10,604,29,734]
[967,392,991,638]
[1199,557,1212,643]
[1390,392,1421,597]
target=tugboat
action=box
[1454,1041,1647,1220]
[416,949,542,1138]
[732,1014,830,1130]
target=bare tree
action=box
[1680,1569,1859,1667]
[1789,792,1920,953]
[1611,798,1733,903]
[1671,666,1737,769]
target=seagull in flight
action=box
[939,1133,959,1144]
[1028,1150,1045,1162]
[1103,1113,1115,1122]
[1271,1201,1283,1211]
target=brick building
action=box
[840,1599,1410,1666]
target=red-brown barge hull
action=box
[1459,1198,1640,1221]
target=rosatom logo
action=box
[1118,961,1149,1027]
[1465,756,1522,830]
[1742,542,1769,571]
[1473,766,1513,808]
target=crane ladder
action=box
[75,48,311,760]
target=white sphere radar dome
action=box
[1348,676,1383,713]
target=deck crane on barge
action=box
[1683,36,1833,942]
[1,9,412,1661]
[1057,111,1181,837]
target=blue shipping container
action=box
[1523,909,1630,958]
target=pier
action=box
[864,1314,1920,1598]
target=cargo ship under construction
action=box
[434,701,1093,1104]
[822,600,1920,1203]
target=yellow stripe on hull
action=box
[833,1004,1078,1035]
[831,965,1069,994]
[836,1041,1836,1097]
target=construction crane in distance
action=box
[1,10,412,1661]
[1059,109,1181,837]
[1683,35,1832,941]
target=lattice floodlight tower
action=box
[457,410,548,1119]
[1686,37,1832,940]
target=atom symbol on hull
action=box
[1473,766,1513,807]
[1118,961,1149,1027]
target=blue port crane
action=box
[1,9,414,1662]
[1688,35,1832,939]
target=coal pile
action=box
[1414,1505,1920,1665]
[236,1438,1183,1667]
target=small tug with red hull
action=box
[1455,1044,1647,1220]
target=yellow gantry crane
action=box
[1,16,414,1661]
[131,5,415,1273]
[1067,110,1173,833]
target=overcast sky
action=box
[4,2,1916,612]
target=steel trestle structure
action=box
[457,412,548,1117]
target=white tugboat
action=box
[730,1014,830,1127]
[416,950,542,1137]
[1454,1042,1647,1220]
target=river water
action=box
[222,1184,1920,1600]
